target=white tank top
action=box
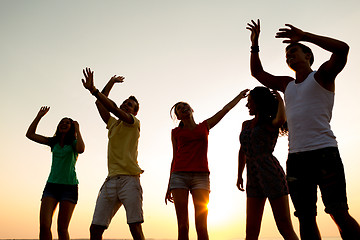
[285,71,337,153]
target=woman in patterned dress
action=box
[237,87,298,240]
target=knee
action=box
[178,222,189,233]
[40,221,52,233]
[129,222,142,232]
[129,223,145,240]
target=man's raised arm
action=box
[247,19,293,92]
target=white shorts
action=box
[91,175,144,227]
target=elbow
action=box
[25,132,32,140]
[339,42,350,56]
[344,43,350,55]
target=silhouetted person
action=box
[82,68,145,240]
[165,89,248,240]
[247,19,360,240]
[237,87,298,240]
[26,106,85,240]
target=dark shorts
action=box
[42,182,78,204]
[287,147,348,218]
[169,172,210,192]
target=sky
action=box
[1,0,360,239]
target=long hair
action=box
[250,87,288,135]
[48,117,76,149]
[170,102,187,128]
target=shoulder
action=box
[200,120,210,131]
[130,114,140,126]
[242,120,251,128]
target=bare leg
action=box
[245,197,266,240]
[269,195,299,240]
[129,222,145,240]
[90,224,106,240]
[192,189,210,240]
[330,210,360,240]
[57,200,76,240]
[172,189,190,240]
[40,197,58,240]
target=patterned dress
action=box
[240,120,289,199]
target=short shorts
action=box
[91,175,143,227]
[287,147,349,218]
[169,172,210,192]
[42,182,78,204]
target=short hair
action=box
[286,42,314,66]
[129,95,139,114]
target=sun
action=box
[207,185,246,226]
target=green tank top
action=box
[47,140,79,185]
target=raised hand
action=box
[73,120,80,130]
[240,89,250,99]
[272,90,282,100]
[110,75,125,84]
[82,67,96,92]
[246,19,260,46]
[36,106,50,118]
[275,24,305,44]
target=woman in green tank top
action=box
[26,106,85,240]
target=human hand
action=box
[246,19,260,46]
[236,177,244,191]
[165,188,173,205]
[82,67,96,92]
[272,90,283,102]
[73,121,80,130]
[240,89,250,99]
[110,75,125,84]
[36,106,50,118]
[275,24,305,44]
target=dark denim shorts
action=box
[169,172,210,192]
[287,147,348,218]
[42,182,78,204]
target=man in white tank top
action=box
[246,19,360,239]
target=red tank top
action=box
[171,121,210,173]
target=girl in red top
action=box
[165,89,249,240]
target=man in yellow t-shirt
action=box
[82,67,145,240]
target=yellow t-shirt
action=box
[106,115,143,176]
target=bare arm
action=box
[236,145,246,191]
[271,91,286,128]
[206,89,249,129]
[276,24,349,91]
[26,106,51,145]
[73,121,85,153]
[82,68,134,124]
[165,132,177,205]
[247,19,293,92]
[95,76,120,124]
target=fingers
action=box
[82,67,93,78]
[246,20,257,29]
[39,106,50,113]
[38,106,50,117]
